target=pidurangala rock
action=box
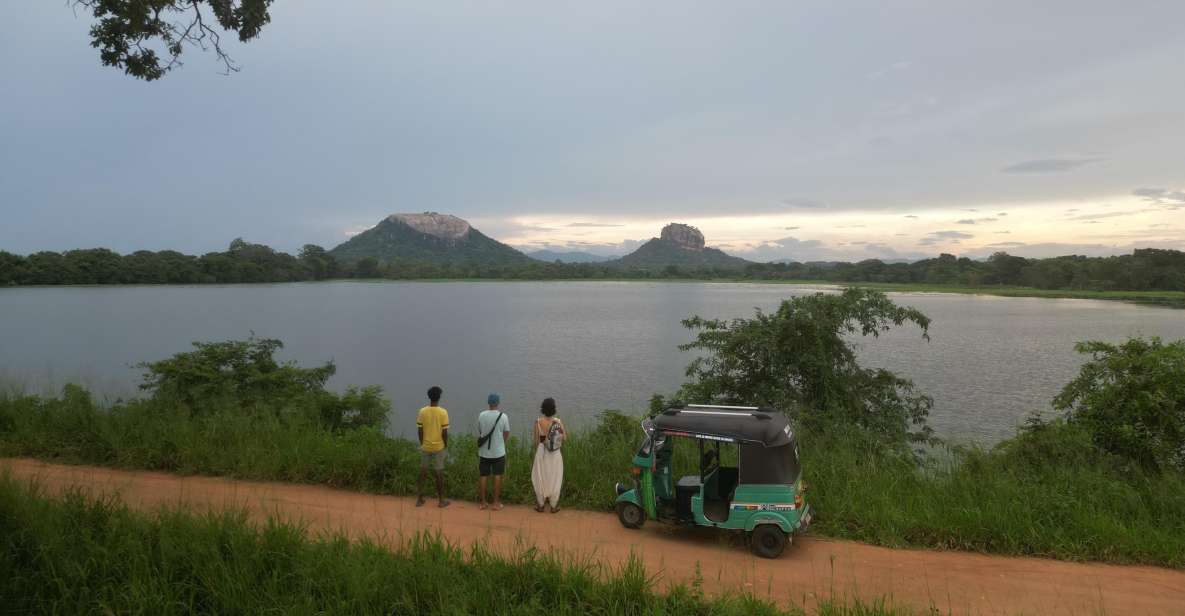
[388,212,471,241]
[660,223,705,251]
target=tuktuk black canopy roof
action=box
[654,405,795,448]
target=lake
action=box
[2,281,1182,444]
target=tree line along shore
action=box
[1,242,1183,306]
[2,290,1182,572]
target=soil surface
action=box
[5,458,1184,615]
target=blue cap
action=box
[487,393,500,406]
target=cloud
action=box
[956,219,976,225]
[1133,187,1185,209]
[1000,158,1102,174]
[917,229,974,246]
[565,222,624,228]
[736,235,928,263]
[782,198,828,209]
[868,60,912,79]
[986,241,1027,247]
[904,215,918,219]
[995,230,1011,234]
[1067,209,1154,221]
[958,217,998,224]
[784,226,800,230]
[997,212,1008,216]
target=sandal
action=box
[534,505,545,513]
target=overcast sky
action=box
[3,1,1183,261]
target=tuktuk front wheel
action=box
[617,502,645,529]
[750,524,788,558]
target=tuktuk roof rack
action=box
[663,404,773,420]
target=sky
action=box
[2,1,1183,262]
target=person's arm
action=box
[417,427,424,445]
[501,416,510,445]
[441,410,449,448]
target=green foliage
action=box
[802,422,1185,567]
[138,337,333,410]
[1053,337,1185,473]
[677,289,933,444]
[0,477,803,616]
[133,336,387,433]
[77,0,273,81]
[4,240,1185,299]
[3,382,1185,568]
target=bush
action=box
[135,336,388,432]
[1054,337,1185,473]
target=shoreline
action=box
[3,277,1182,307]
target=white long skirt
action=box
[531,443,563,507]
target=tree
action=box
[75,0,274,81]
[354,257,380,279]
[1054,337,1185,473]
[137,336,334,414]
[676,288,933,444]
[0,251,25,285]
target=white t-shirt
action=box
[477,409,510,459]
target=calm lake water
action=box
[2,281,1183,444]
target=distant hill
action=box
[527,250,615,263]
[330,213,531,265]
[608,223,752,272]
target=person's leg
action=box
[434,453,449,507]
[478,459,488,509]
[491,456,505,509]
[416,452,430,506]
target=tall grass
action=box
[2,387,1184,568]
[0,475,907,615]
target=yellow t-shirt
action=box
[417,405,449,453]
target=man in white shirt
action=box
[477,393,510,511]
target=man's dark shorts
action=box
[479,456,506,477]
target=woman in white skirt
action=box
[531,397,565,513]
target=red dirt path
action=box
[4,458,1183,615]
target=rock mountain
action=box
[607,223,752,272]
[330,215,751,271]
[329,213,532,265]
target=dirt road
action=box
[4,458,1183,615]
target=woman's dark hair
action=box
[427,386,443,403]
[540,397,557,417]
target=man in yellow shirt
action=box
[416,385,450,507]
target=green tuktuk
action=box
[614,405,811,558]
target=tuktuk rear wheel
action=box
[750,524,788,558]
[617,502,645,529]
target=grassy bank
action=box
[0,475,913,616]
[2,388,1183,568]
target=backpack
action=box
[545,419,564,452]
[478,412,504,450]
